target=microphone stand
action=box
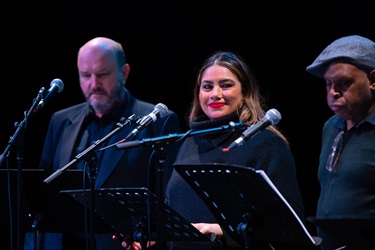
[116,122,246,149]
[0,87,45,250]
[86,152,98,250]
[42,114,140,250]
[43,114,140,184]
[115,121,246,249]
[154,144,166,250]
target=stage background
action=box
[1,0,374,240]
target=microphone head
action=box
[51,78,64,92]
[155,103,168,117]
[265,109,281,125]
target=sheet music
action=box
[256,169,319,245]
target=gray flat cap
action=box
[306,35,375,78]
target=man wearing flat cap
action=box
[306,35,375,250]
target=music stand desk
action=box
[61,187,211,243]
[308,217,375,250]
[174,163,321,248]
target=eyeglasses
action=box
[326,131,344,172]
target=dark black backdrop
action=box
[1,1,374,236]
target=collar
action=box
[332,106,375,130]
[189,112,240,151]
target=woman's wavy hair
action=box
[187,51,288,144]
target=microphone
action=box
[224,108,281,152]
[36,78,64,111]
[124,103,168,140]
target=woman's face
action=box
[199,64,243,120]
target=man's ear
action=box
[122,63,130,83]
[369,70,375,99]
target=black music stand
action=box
[61,187,211,247]
[1,169,109,234]
[307,217,375,250]
[174,163,321,249]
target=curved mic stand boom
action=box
[42,114,140,250]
